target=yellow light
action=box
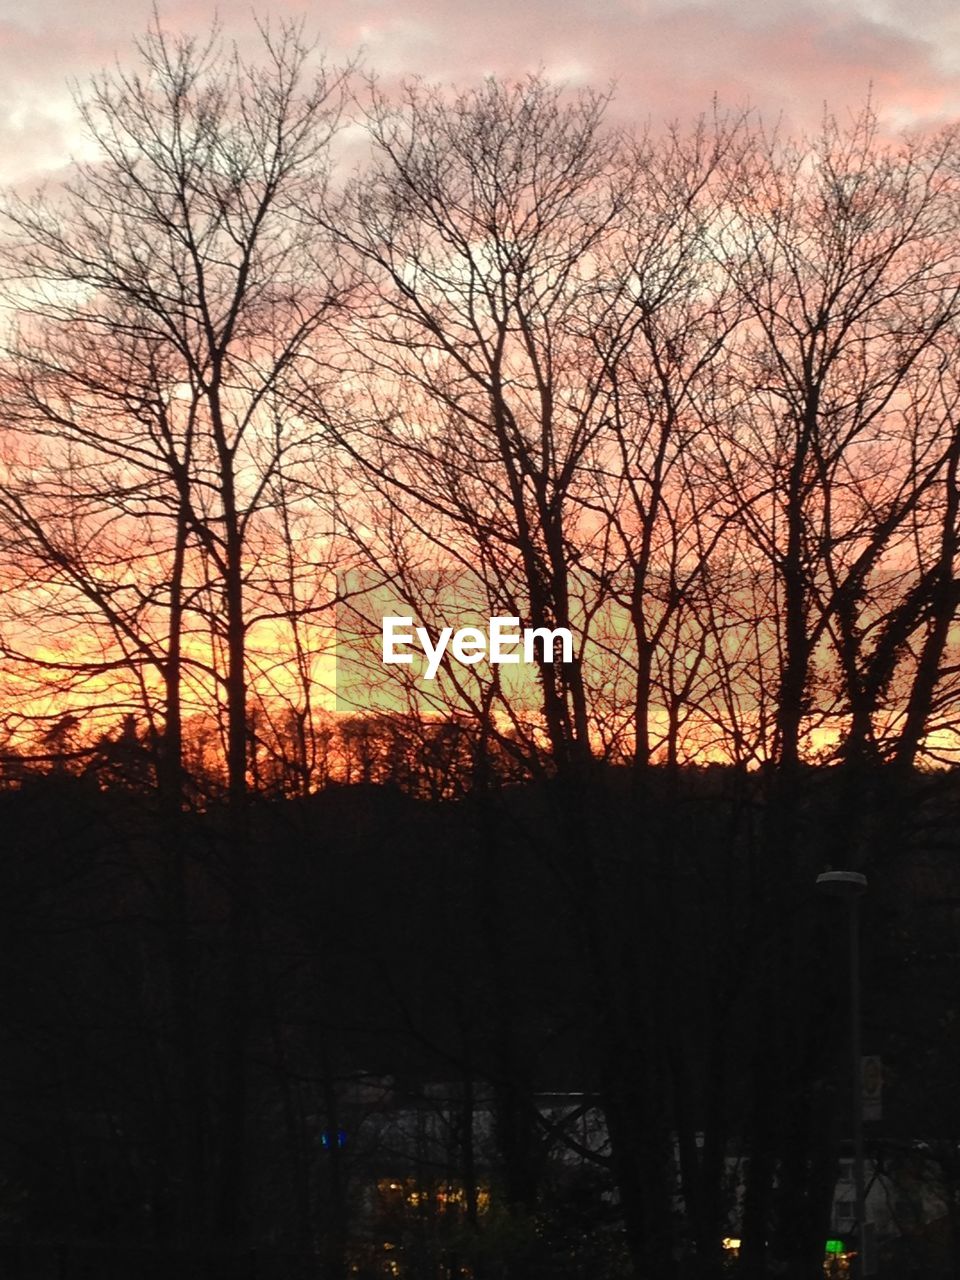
[722,1238,741,1252]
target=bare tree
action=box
[309,74,640,770]
[709,108,960,1279]
[308,76,745,1276]
[0,17,349,1249]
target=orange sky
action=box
[2,0,960,775]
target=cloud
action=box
[0,0,957,184]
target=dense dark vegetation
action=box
[0,742,958,1279]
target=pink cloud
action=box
[0,0,957,184]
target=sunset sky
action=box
[1,0,959,185]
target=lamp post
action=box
[816,870,868,1280]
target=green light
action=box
[825,1239,844,1255]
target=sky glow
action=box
[1,0,960,187]
[2,0,960,775]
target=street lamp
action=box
[816,870,868,1280]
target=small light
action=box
[825,1239,845,1255]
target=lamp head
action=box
[815,870,868,898]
